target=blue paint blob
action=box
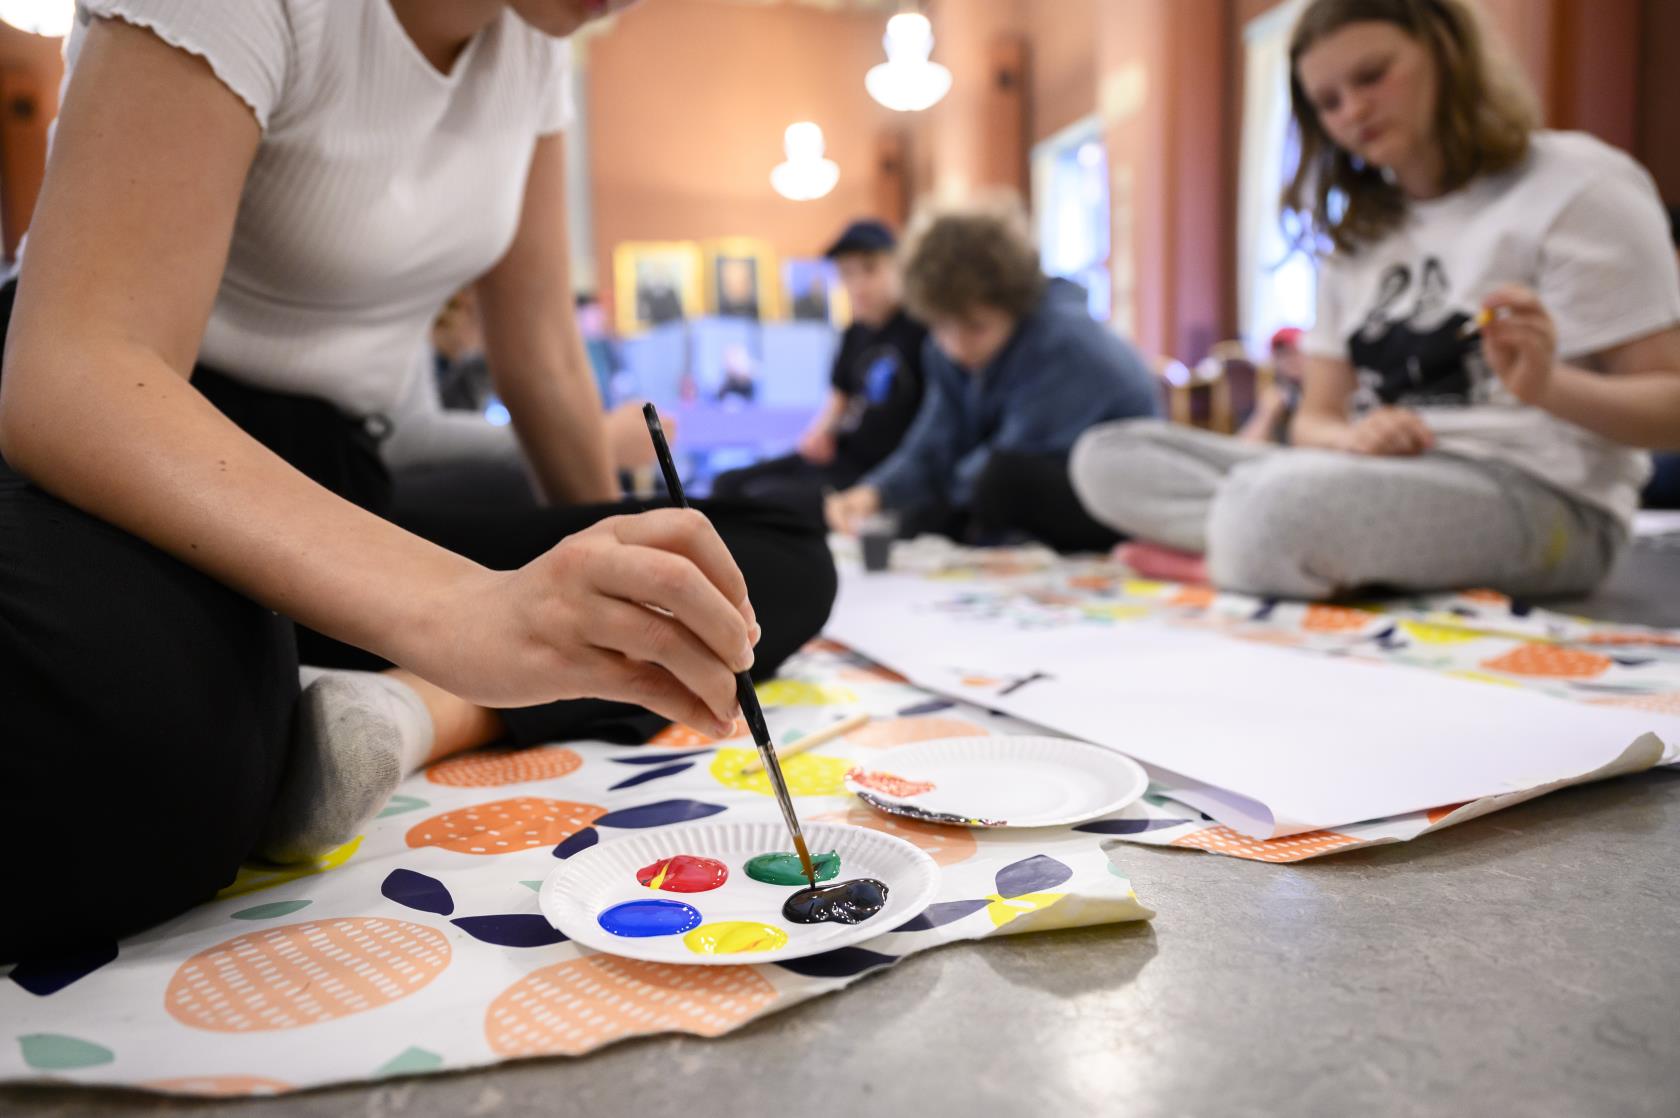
[598,898,703,938]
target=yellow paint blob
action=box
[1082,604,1150,622]
[683,921,789,955]
[754,680,858,707]
[709,748,852,797]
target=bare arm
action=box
[1290,354,1433,456]
[0,19,476,667]
[0,20,754,732]
[1480,286,1680,450]
[475,135,618,505]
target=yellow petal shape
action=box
[709,747,853,797]
[215,836,362,900]
[754,680,859,707]
[984,891,1066,928]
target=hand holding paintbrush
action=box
[642,404,822,886]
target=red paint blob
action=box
[847,769,936,798]
[635,855,729,893]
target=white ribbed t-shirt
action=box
[60,0,571,417]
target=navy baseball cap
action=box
[823,219,897,259]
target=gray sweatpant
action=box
[1068,419,1624,599]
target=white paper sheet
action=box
[827,570,1680,838]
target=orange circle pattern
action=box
[1169,825,1362,862]
[843,715,988,751]
[484,955,777,1057]
[1479,643,1613,679]
[425,745,583,787]
[821,805,978,866]
[1301,604,1378,633]
[405,798,605,855]
[647,717,748,749]
[165,919,450,1032]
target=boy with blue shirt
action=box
[825,202,1160,551]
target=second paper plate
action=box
[845,735,1149,828]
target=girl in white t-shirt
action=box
[0,1,836,961]
[1071,0,1680,599]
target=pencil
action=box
[738,712,871,775]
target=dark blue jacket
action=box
[864,278,1160,512]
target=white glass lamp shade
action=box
[771,121,839,202]
[0,0,74,37]
[865,12,952,112]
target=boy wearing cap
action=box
[711,219,928,511]
[824,201,1160,551]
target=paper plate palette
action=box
[845,736,1149,828]
[541,820,939,965]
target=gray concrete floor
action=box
[5,540,1677,1118]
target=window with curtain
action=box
[1032,115,1111,322]
[1239,0,1316,354]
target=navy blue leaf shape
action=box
[1612,657,1656,668]
[450,914,566,948]
[891,898,991,933]
[9,942,119,997]
[896,698,954,716]
[775,947,898,979]
[381,868,454,916]
[554,827,600,859]
[1073,817,1187,835]
[596,799,727,829]
[610,749,712,765]
[994,855,1073,899]
[608,761,696,791]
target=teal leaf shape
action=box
[520,880,544,892]
[376,1046,443,1076]
[19,1033,114,1070]
[377,794,429,819]
[231,899,313,920]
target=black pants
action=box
[709,452,866,524]
[0,363,835,962]
[969,450,1123,553]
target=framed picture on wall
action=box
[613,240,704,336]
[781,257,851,327]
[702,238,780,322]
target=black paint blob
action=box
[782,878,890,925]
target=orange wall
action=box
[1026,0,1097,144]
[1637,0,1680,202]
[586,0,899,321]
[0,22,64,261]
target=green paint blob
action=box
[231,899,313,920]
[744,850,840,886]
[19,1033,114,1071]
[376,1046,444,1076]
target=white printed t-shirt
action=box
[1304,131,1680,527]
[56,0,572,417]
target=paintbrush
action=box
[738,712,871,776]
[641,403,820,886]
[1457,305,1513,340]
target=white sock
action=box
[254,670,435,864]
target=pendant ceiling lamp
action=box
[865,12,951,113]
[0,0,73,37]
[771,121,840,202]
